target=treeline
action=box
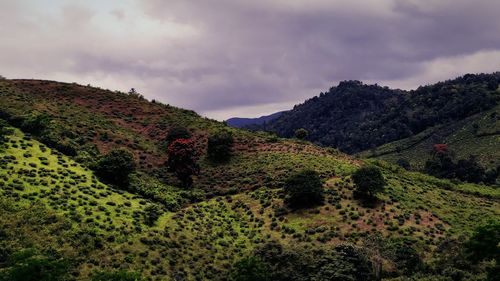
[252,73,500,154]
[424,144,499,184]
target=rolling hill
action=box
[0,78,499,280]
[226,111,285,128]
[250,73,500,159]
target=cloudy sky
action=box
[1,0,500,120]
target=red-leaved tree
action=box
[167,138,199,187]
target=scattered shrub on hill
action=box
[91,270,145,281]
[231,256,271,281]
[19,113,51,136]
[396,158,411,170]
[207,130,234,163]
[284,169,324,209]
[143,204,163,226]
[164,126,192,148]
[167,138,199,187]
[294,128,308,140]
[95,148,136,187]
[352,165,385,201]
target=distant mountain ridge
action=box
[226,111,286,128]
[252,73,500,155]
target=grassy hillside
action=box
[1,127,498,280]
[0,79,499,280]
[359,104,500,170]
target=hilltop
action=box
[0,78,499,280]
[250,73,500,160]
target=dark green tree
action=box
[294,128,308,140]
[0,249,70,281]
[284,170,324,209]
[143,204,163,226]
[207,130,234,163]
[231,256,270,281]
[465,220,500,263]
[94,148,136,186]
[352,165,385,199]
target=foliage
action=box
[284,169,324,209]
[254,73,500,153]
[231,256,271,281]
[91,270,145,281]
[94,148,136,186]
[352,165,385,199]
[167,138,199,187]
[164,126,192,147]
[0,249,71,281]
[465,220,500,263]
[207,130,234,163]
[294,128,308,140]
[143,204,163,226]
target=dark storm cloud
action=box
[1,0,500,119]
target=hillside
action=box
[251,73,500,156]
[0,79,499,280]
[358,104,500,170]
[226,111,285,128]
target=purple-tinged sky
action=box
[1,0,500,120]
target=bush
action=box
[294,128,308,140]
[167,138,199,187]
[465,220,500,263]
[284,170,324,209]
[207,130,234,163]
[0,249,70,281]
[91,270,144,281]
[164,126,191,147]
[231,256,271,281]
[352,165,385,200]
[94,149,136,187]
[143,204,163,226]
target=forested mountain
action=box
[252,73,500,155]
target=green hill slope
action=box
[359,104,500,171]
[0,79,499,280]
[1,127,498,280]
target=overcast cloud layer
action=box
[1,0,500,120]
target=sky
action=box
[1,0,500,120]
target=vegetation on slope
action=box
[252,73,500,155]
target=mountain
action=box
[0,78,499,280]
[252,73,500,156]
[226,111,285,128]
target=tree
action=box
[231,256,271,281]
[284,170,324,209]
[95,149,136,186]
[164,126,192,147]
[352,165,385,199]
[294,128,308,140]
[207,130,234,163]
[143,204,163,226]
[0,249,70,281]
[167,138,199,187]
[465,220,500,263]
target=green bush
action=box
[352,165,385,200]
[91,270,144,281]
[207,130,234,163]
[231,256,270,281]
[143,204,163,226]
[94,148,136,187]
[284,170,324,209]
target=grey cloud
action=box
[1,0,500,119]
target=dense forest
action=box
[252,73,500,154]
